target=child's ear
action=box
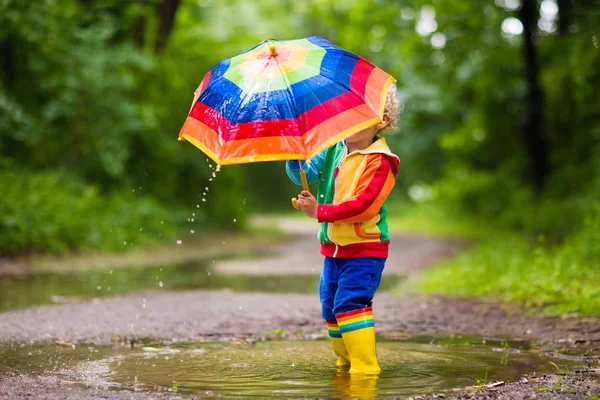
[376,115,391,131]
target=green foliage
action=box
[413,202,600,315]
[0,171,173,255]
[1,0,599,258]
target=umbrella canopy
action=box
[178,36,395,166]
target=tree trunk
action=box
[155,0,181,52]
[133,9,147,48]
[519,0,550,189]
[557,0,572,35]
[0,38,14,89]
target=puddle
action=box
[0,337,584,399]
[0,260,405,312]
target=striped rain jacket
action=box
[286,137,399,258]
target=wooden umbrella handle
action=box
[291,168,310,210]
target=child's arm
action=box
[285,150,327,186]
[317,154,395,224]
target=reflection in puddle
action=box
[0,338,584,399]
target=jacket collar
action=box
[346,137,400,175]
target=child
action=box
[286,84,401,374]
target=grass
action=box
[385,201,501,238]
[389,201,600,316]
[410,232,600,314]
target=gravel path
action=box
[1,290,599,345]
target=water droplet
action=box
[222,241,226,245]
[96,286,102,290]
[192,213,195,216]
[203,192,206,196]
[207,271,211,276]
[160,221,164,224]
[176,240,182,245]
[205,187,209,191]
[190,229,195,234]
[139,186,142,190]
[202,198,206,202]
[132,189,135,192]
[159,281,163,288]
[320,194,324,198]
[139,228,143,232]
[233,218,237,223]
[209,178,213,181]
[191,218,194,222]
[197,204,200,208]
[109,270,113,274]
[123,241,127,245]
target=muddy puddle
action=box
[0,260,405,312]
[0,337,584,399]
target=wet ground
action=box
[0,218,599,399]
[1,337,592,399]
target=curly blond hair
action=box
[378,83,403,136]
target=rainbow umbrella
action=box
[178,36,395,206]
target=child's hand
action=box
[297,190,318,219]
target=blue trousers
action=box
[320,257,386,321]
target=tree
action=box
[519,0,550,189]
[155,0,182,52]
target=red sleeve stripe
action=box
[317,156,391,223]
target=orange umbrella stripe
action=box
[179,104,381,165]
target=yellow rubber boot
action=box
[326,320,350,369]
[330,337,350,369]
[336,307,381,374]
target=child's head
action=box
[345,84,402,147]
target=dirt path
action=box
[1,218,599,399]
[215,217,465,275]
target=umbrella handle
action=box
[291,167,310,210]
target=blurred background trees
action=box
[1,0,599,255]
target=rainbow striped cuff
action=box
[325,320,342,338]
[335,307,375,333]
